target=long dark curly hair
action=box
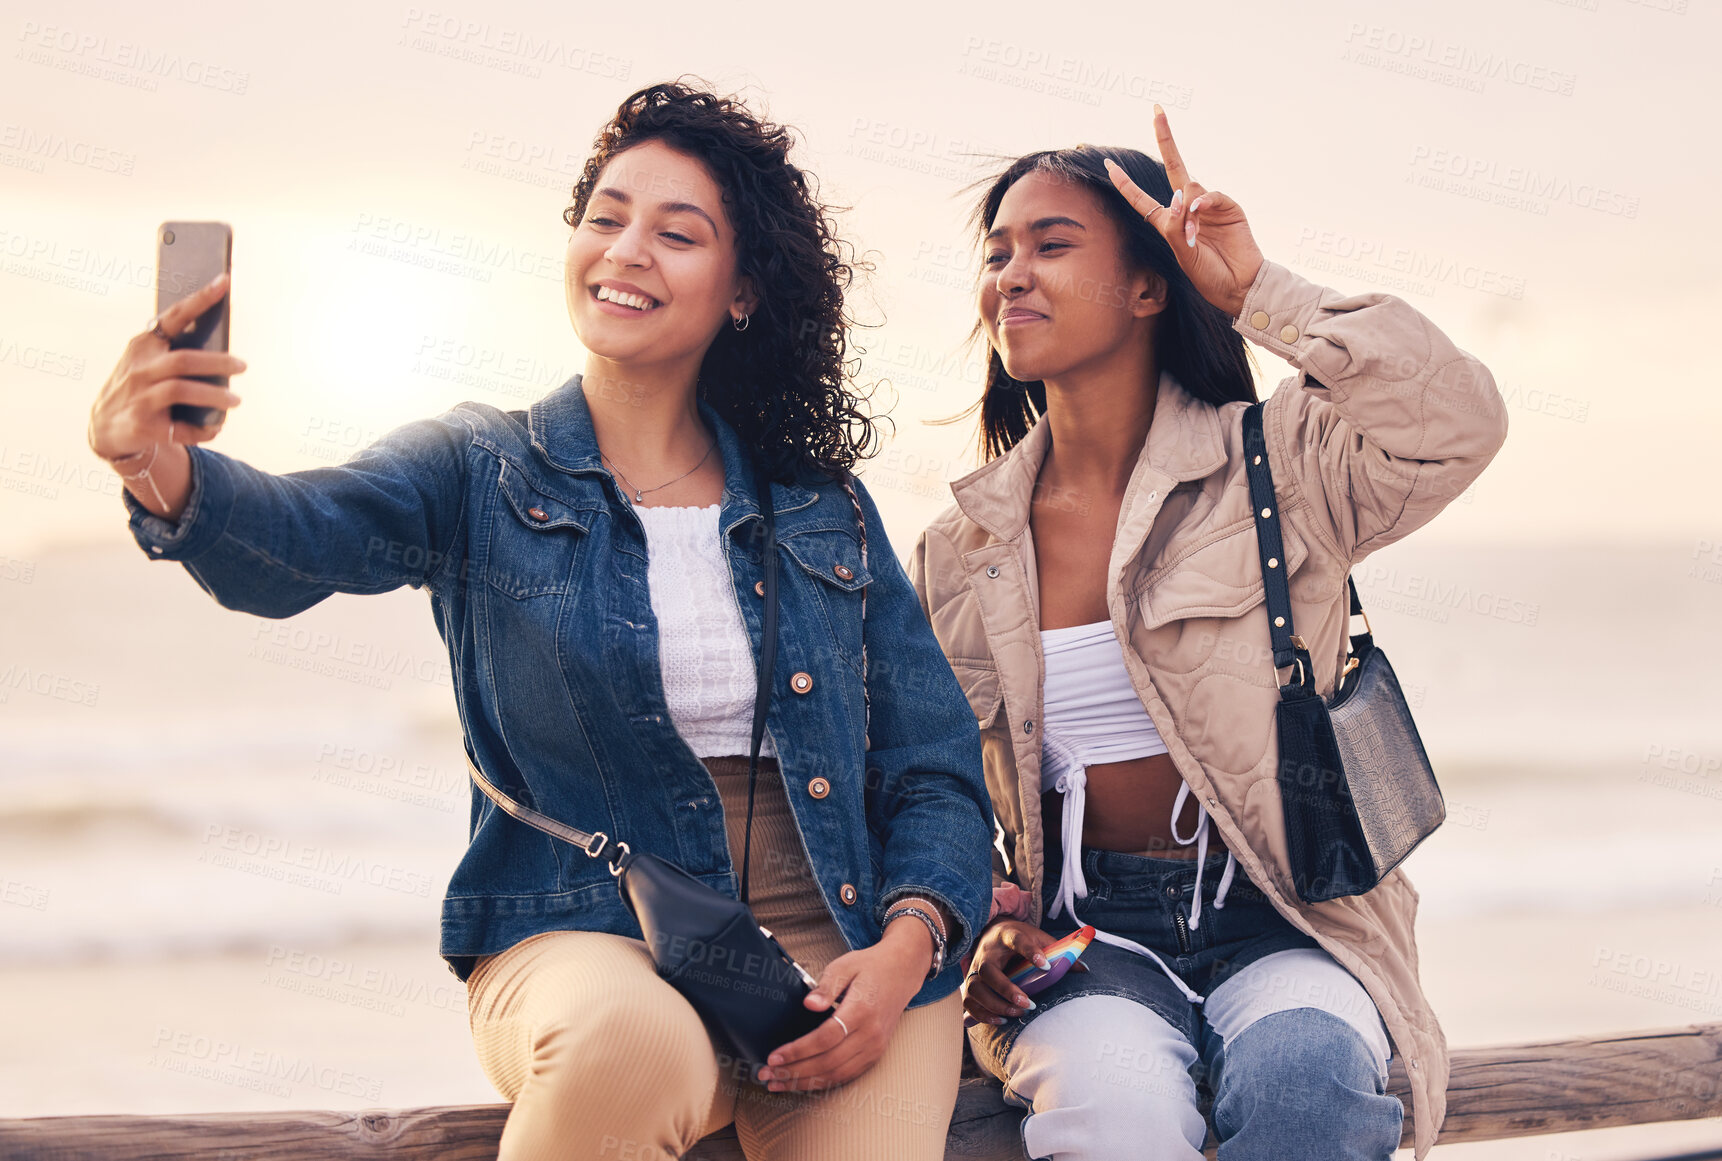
[564,80,878,484]
[941,145,1258,461]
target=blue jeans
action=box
[967,845,1404,1159]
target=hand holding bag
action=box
[1242,402,1446,903]
[461,460,829,1081]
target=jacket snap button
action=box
[1250,310,1271,329]
[1165,885,1178,898]
[833,563,853,581]
[527,506,549,521]
[986,565,999,578]
[808,777,830,799]
[1023,719,1035,734]
[840,883,857,905]
[791,672,813,694]
[1279,324,1300,343]
[754,580,765,597]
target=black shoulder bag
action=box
[1242,402,1446,903]
[461,460,827,1080]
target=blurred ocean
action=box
[3,534,1720,1157]
[3,535,1719,968]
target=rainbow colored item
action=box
[1006,925,1095,997]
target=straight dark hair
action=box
[944,145,1258,460]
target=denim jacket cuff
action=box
[876,881,976,965]
[123,444,235,562]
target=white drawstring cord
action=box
[1042,735,1204,1005]
[1170,781,1237,930]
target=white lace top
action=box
[635,503,775,759]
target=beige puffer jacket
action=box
[907,257,1508,1158]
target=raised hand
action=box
[1104,105,1264,319]
[87,271,246,464]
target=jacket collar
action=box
[528,373,819,531]
[948,368,1228,542]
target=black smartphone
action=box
[154,221,232,429]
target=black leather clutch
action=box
[1242,402,1446,903]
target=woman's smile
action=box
[999,305,1048,327]
[591,280,663,315]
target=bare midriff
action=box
[1046,751,1227,859]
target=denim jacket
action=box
[122,374,994,1006]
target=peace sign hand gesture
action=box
[1104,105,1264,320]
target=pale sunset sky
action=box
[3,0,1717,558]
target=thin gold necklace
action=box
[601,440,716,504]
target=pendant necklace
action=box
[601,440,716,504]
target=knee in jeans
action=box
[1021,1075,1206,1161]
[1216,1007,1388,1121]
[1008,998,1206,1161]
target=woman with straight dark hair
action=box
[910,109,1507,1160]
[90,81,994,1160]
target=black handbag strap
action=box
[739,460,778,903]
[462,459,781,893]
[1242,403,1371,698]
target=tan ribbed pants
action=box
[466,755,965,1161]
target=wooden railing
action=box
[3,1022,1717,1159]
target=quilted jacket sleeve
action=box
[1241,258,1509,562]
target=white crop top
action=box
[1039,618,1236,1004]
[1038,620,1169,793]
[637,503,775,759]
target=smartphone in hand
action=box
[1006,925,1095,997]
[155,221,232,429]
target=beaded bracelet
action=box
[883,904,947,979]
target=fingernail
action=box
[1033,955,1050,970]
[1186,221,1196,248]
[1169,188,1183,213]
[1190,196,1205,214]
[991,1017,1006,1026]
[1154,103,1165,119]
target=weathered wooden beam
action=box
[2,1022,1716,1159]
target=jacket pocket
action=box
[485,459,595,600]
[1136,515,1309,629]
[948,658,1003,730]
[781,527,872,675]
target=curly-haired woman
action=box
[910,109,1508,1160]
[89,81,994,1160]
